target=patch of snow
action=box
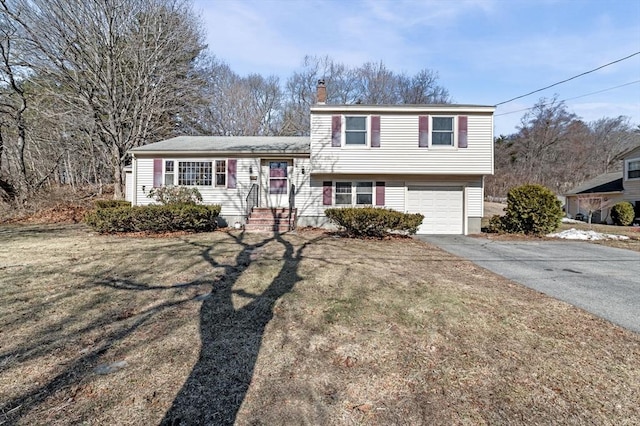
[547,228,630,241]
[561,217,584,224]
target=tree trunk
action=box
[112,146,124,199]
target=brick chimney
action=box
[317,79,326,104]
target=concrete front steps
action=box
[245,208,297,232]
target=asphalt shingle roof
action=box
[130,136,310,154]
[565,171,624,195]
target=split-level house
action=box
[128,83,495,234]
[565,145,640,223]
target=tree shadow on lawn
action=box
[0,229,320,425]
[161,230,320,425]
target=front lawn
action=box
[1,224,638,424]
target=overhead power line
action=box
[495,51,640,106]
[494,80,640,117]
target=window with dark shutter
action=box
[458,116,468,148]
[227,159,237,188]
[371,115,381,147]
[376,182,385,206]
[419,116,429,147]
[153,159,162,188]
[323,181,332,205]
[331,116,341,147]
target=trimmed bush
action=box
[611,201,635,226]
[325,207,424,238]
[85,203,221,233]
[498,184,562,235]
[147,186,202,205]
[486,214,506,233]
[94,200,131,209]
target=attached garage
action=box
[407,186,464,234]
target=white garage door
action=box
[407,186,463,234]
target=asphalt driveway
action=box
[420,235,640,334]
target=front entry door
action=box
[262,160,291,208]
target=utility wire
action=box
[494,51,640,106]
[494,80,640,117]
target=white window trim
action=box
[625,158,640,181]
[333,180,375,206]
[215,159,227,188]
[429,115,457,148]
[343,115,370,148]
[162,159,229,188]
[164,160,175,186]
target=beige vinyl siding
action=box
[385,180,405,211]
[465,178,484,217]
[135,158,154,204]
[623,180,640,202]
[291,158,319,218]
[624,154,640,202]
[311,113,493,175]
[134,157,254,218]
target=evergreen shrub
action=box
[85,203,221,233]
[497,184,562,235]
[611,201,635,226]
[325,207,424,238]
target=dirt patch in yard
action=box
[1,224,639,425]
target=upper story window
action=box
[345,116,367,145]
[628,160,640,180]
[419,115,467,148]
[332,115,380,147]
[432,117,454,146]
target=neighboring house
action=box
[565,172,624,223]
[128,82,495,234]
[564,145,640,224]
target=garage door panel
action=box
[407,186,463,234]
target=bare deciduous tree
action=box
[0,10,28,198]
[2,0,207,198]
[281,55,450,136]
[488,96,640,199]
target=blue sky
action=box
[194,0,640,136]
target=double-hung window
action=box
[164,160,175,186]
[628,160,640,180]
[335,182,352,205]
[345,116,367,145]
[215,160,226,187]
[432,117,454,146]
[355,182,373,204]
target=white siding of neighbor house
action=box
[310,112,493,175]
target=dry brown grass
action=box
[1,224,639,425]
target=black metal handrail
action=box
[245,183,258,218]
[288,183,296,230]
